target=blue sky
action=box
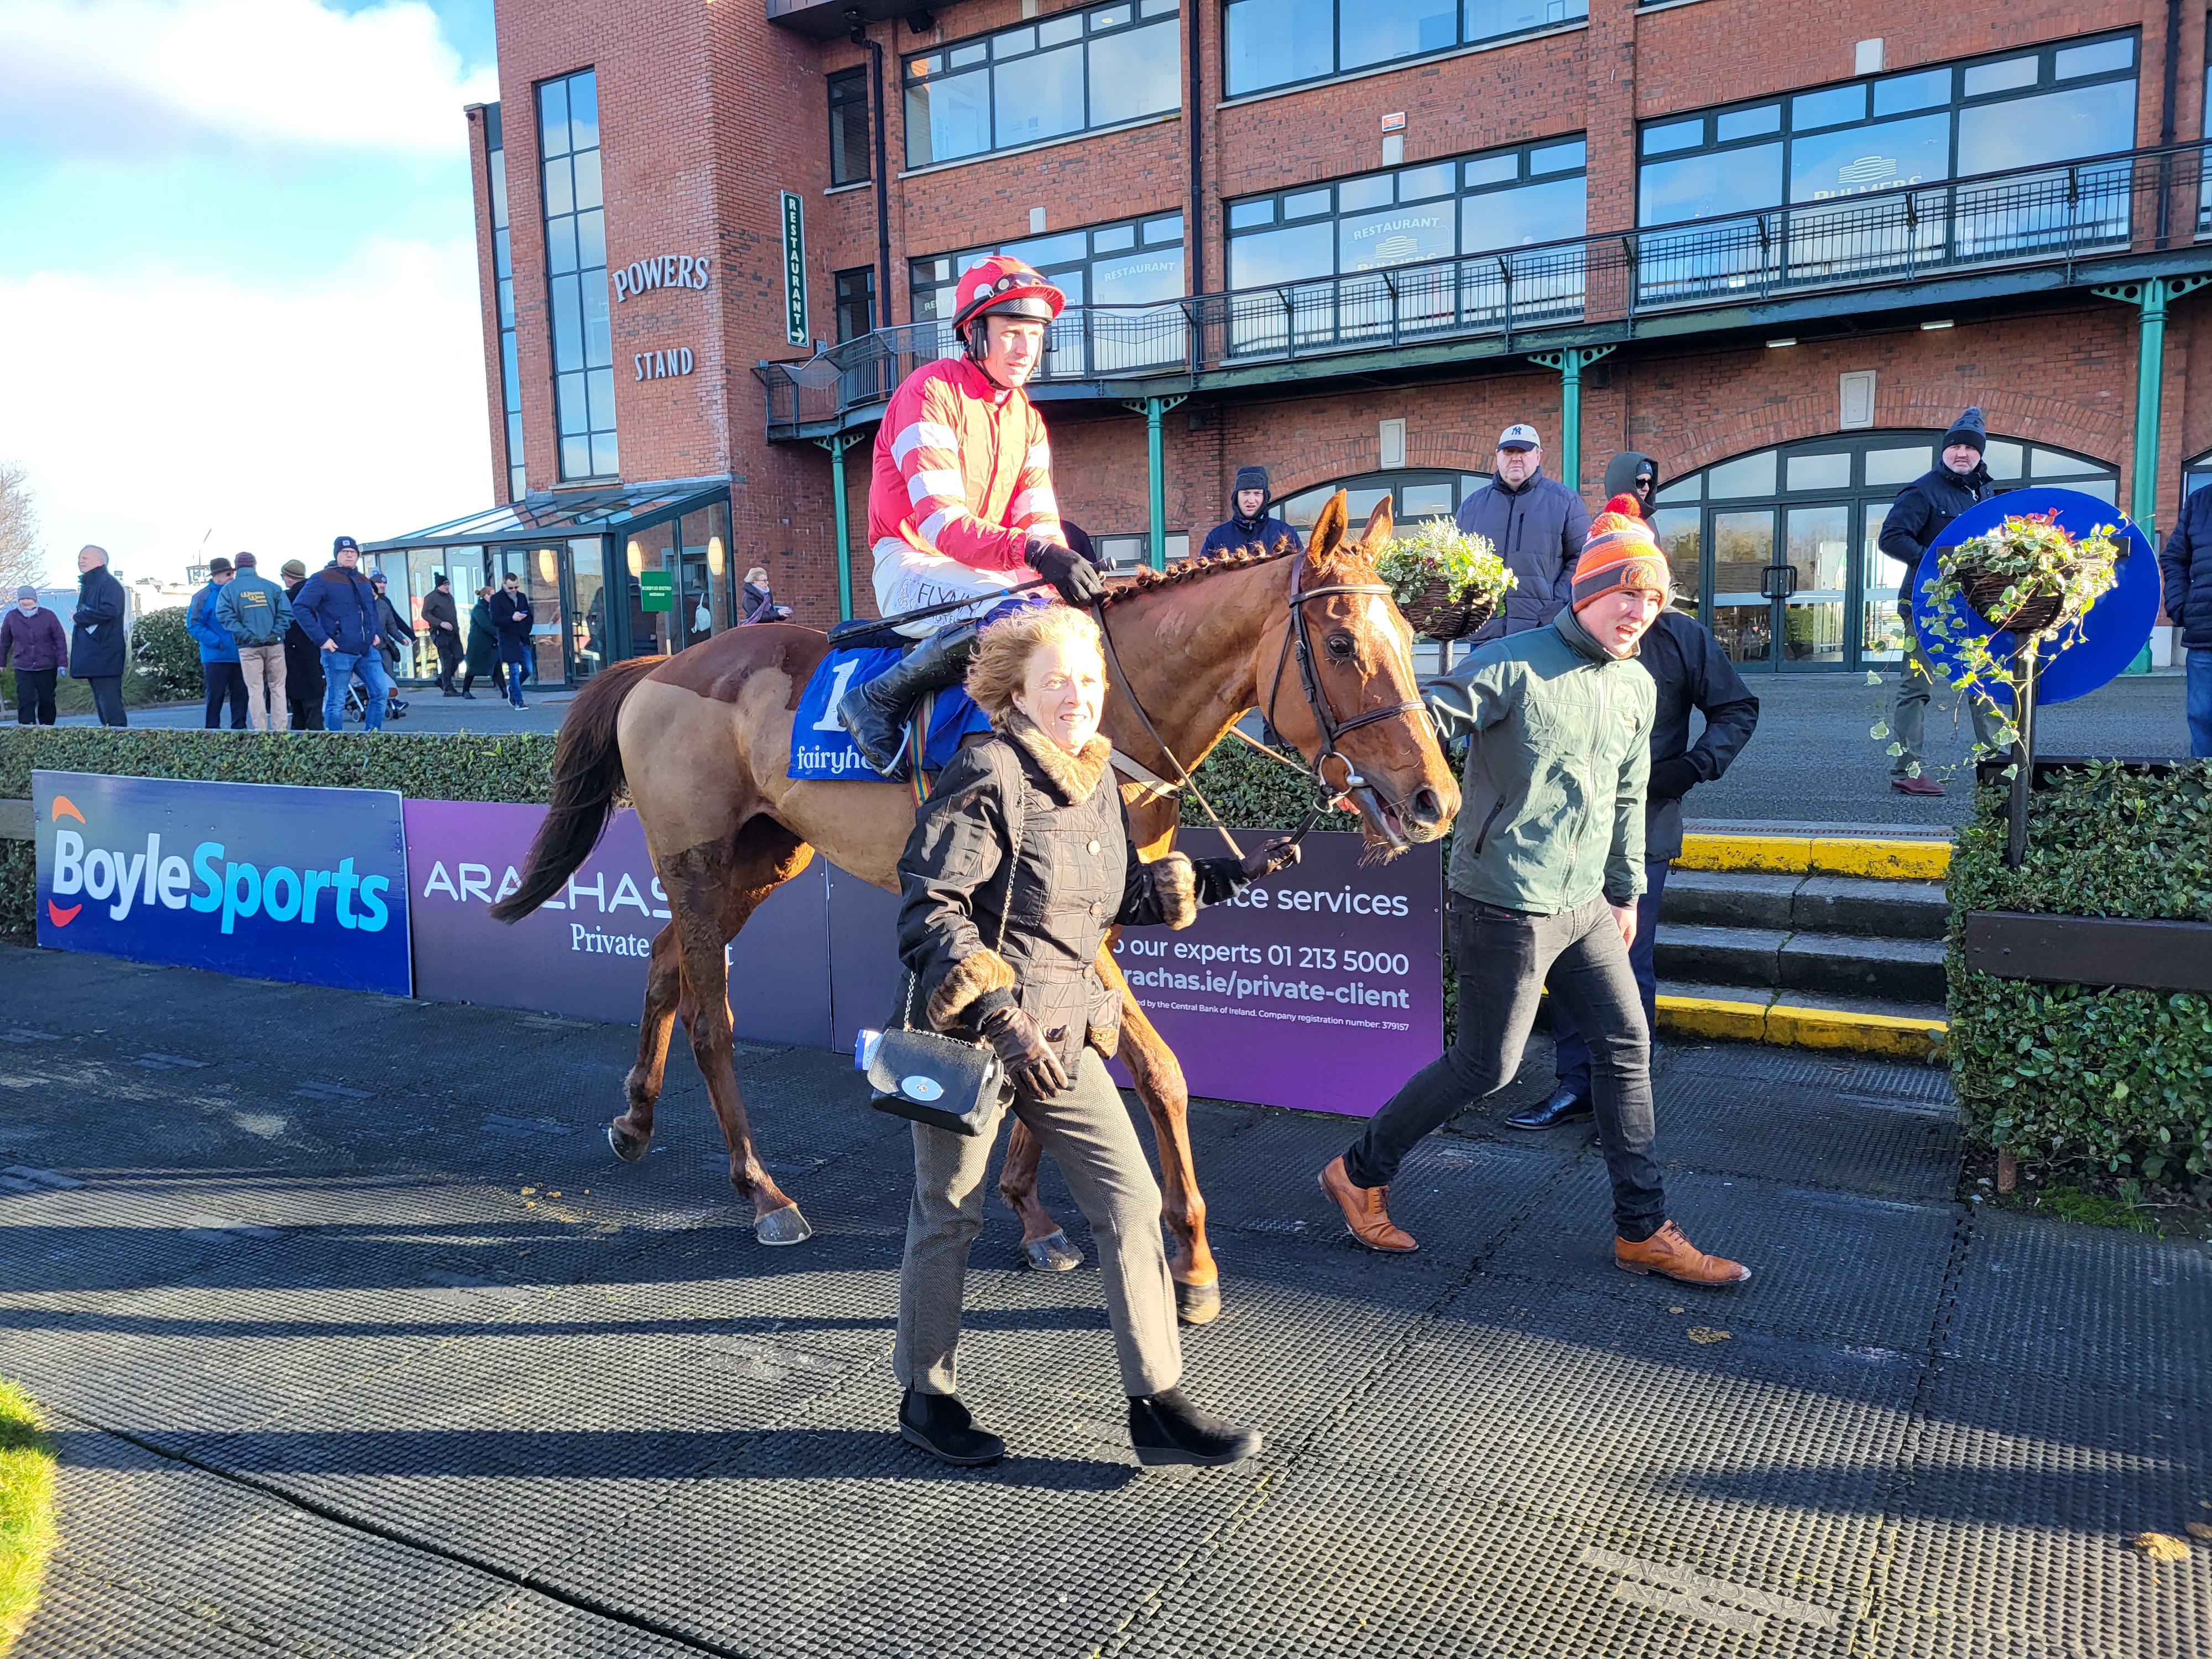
[0,0,504,585]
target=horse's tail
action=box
[491,655,661,923]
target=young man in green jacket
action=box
[1321,497,1749,1287]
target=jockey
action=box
[837,253,1107,778]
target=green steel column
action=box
[1527,346,1615,497]
[1122,394,1188,571]
[2094,275,2211,540]
[816,432,863,620]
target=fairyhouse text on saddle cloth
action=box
[1109,830,1443,1118]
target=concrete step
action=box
[1661,867,1948,940]
[1652,979,1948,1061]
[1653,924,1948,1004]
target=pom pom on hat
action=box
[1571,494,1671,608]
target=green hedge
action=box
[1945,760,2212,1185]
[132,607,204,701]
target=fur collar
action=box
[1000,711,1113,805]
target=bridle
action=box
[1089,545,1426,849]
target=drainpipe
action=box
[1526,346,1615,497]
[2156,0,2180,249]
[868,33,893,321]
[2093,274,2212,538]
[1186,0,1203,295]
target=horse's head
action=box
[1259,491,1459,853]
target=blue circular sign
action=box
[1910,487,2159,709]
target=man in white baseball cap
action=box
[1453,422,1592,645]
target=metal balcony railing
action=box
[759,140,2212,433]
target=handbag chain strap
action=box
[898,749,1027,1036]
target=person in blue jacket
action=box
[1197,466,1303,561]
[1454,423,1592,645]
[289,536,392,732]
[185,557,247,729]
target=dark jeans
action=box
[203,661,248,728]
[1553,858,1670,1097]
[287,695,325,731]
[433,633,461,691]
[84,675,127,726]
[13,668,57,724]
[1344,892,1666,1241]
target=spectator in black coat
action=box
[2159,481,2212,757]
[369,572,413,720]
[1600,450,1658,518]
[1197,466,1303,561]
[69,545,129,726]
[2,588,69,724]
[740,565,790,623]
[1454,424,1592,644]
[1880,406,2005,794]
[488,571,533,708]
[462,585,497,698]
[421,573,463,695]
[279,560,325,729]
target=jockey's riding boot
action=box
[837,620,979,780]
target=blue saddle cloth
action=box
[788,645,992,780]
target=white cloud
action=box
[0,239,495,585]
[0,0,497,157]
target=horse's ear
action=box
[1360,495,1394,555]
[1309,489,1350,558]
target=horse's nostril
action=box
[1411,787,1443,823]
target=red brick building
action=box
[364,0,2207,685]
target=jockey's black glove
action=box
[1239,837,1302,880]
[979,1003,1071,1099]
[1027,538,1107,607]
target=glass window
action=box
[538,70,615,481]
[1786,451,1851,491]
[1639,144,1782,225]
[1873,67,1950,115]
[1963,55,2038,97]
[1142,214,1181,243]
[1094,223,1135,253]
[1638,30,2140,229]
[1230,134,1588,283]
[485,105,526,500]
[2031,446,2100,477]
[1864,445,1929,487]
[905,0,1181,166]
[1982,439,2024,481]
[828,66,872,186]
[1707,451,1777,498]
[1223,0,1580,97]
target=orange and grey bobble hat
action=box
[1570,494,1672,607]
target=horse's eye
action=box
[1324,631,1355,661]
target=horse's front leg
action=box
[1100,948,1219,1325]
[998,1120,1083,1271]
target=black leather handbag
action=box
[868,785,1025,1138]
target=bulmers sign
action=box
[1110,829,1442,1117]
[34,770,411,995]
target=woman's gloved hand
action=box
[1239,836,1301,879]
[979,1003,1071,1099]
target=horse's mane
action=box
[1097,533,1369,609]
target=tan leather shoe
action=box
[1319,1156,1416,1253]
[1615,1220,1750,1285]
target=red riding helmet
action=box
[951,254,1067,333]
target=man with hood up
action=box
[1601,451,1658,518]
[1880,406,2006,796]
[1198,466,1304,560]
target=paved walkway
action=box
[1,944,2206,1657]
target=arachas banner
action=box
[33,770,411,995]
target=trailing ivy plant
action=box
[1374,519,1513,612]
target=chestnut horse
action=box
[490,493,1457,1322]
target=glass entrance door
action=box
[1779,503,1849,670]
[1709,508,1775,667]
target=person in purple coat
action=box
[1,587,69,724]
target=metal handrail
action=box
[760,138,2212,432]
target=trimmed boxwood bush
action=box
[1945,759,2212,1185]
[131,607,204,701]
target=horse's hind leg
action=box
[609,924,682,1162]
[1102,950,1220,1325]
[998,1120,1083,1271]
[664,820,816,1244]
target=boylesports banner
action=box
[34,770,411,995]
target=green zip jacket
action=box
[1427,606,1655,913]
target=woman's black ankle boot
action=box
[1127,1386,1261,1468]
[899,1388,1005,1467]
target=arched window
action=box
[1653,432,2116,672]
[1274,468,1490,536]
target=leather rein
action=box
[1091,545,1426,851]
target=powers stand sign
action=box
[1110,829,1441,1117]
[34,770,411,995]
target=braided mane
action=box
[1097,533,1363,609]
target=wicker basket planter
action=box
[1958,564,2075,638]
[1396,578,1496,641]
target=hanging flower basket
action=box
[1375,519,1515,641]
[1934,511,2120,644]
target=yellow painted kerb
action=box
[1656,993,1947,1061]
[1677,833,1950,881]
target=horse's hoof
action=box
[1021,1230,1083,1272]
[1175,1278,1222,1326]
[607,1122,649,1163]
[754,1203,813,1246]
